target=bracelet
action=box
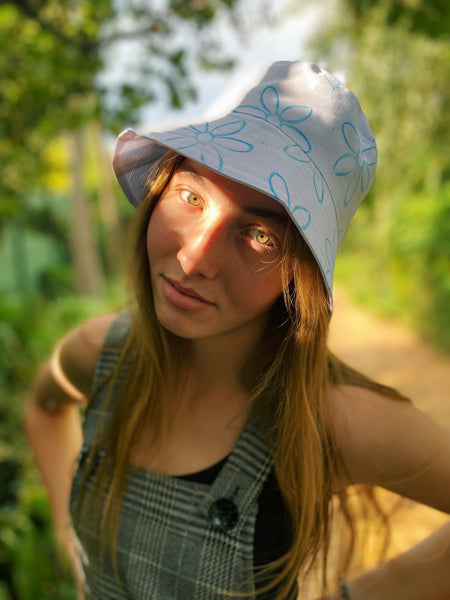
[36,395,59,413]
[338,578,352,600]
[50,341,86,403]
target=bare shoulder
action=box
[327,383,413,440]
[30,313,118,409]
[56,313,118,398]
[327,384,450,512]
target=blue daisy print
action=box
[236,86,313,153]
[283,143,309,164]
[163,121,253,172]
[269,172,311,230]
[332,122,377,206]
[280,144,325,206]
[324,228,338,291]
[322,72,341,90]
[313,168,325,204]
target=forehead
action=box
[174,159,289,219]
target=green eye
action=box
[181,189,201,206]
[254,231,271,245]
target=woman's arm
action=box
[25,361,85,532]
[25,314,115,594]
[329,384,450,512]
[327,521,450,600]
[26,370,86,597]
[327,384,450,599]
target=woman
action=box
[26,61,450,599]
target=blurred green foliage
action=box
[0,0,241,222]
[336,184,450,347]
[1,0,449,595]
[0,475,77,599]
[0,1,248,595]
[0,291,116,598]
[311,0,450,351]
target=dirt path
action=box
[328,287,450,560]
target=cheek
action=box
[229,263,283,310]
[146,205,178,260]
[146,204,163,247]
[249,255,284,298]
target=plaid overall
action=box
[70,313,274,599]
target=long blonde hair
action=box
[75,151,407,598]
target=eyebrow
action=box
[176,162,288,227]
[176,163,204,185]
[242,206,288,228]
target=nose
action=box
[177,216,228,279]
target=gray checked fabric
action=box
[70,313,274,599]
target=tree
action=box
[0,0,248,209]
[0,0,247,292]
[308,0,450,347]
[346,0,450,37]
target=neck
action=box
[170,327,263,415]
[195,322,264,382]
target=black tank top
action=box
[177,457,292,568]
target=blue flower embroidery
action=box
[324,229,338,291]
[236,86,313,153]
[322,72,341,90]
[284,144,309,163]
[163,121,253,172]
[280,145,325,205]
[333,122,377,206]
[313,168,325,204]
[269,173,311,230]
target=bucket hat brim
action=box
[113,61,378,304]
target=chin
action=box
[156,312,206,340]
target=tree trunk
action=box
[68,129,105,295]
[90,121,123,274]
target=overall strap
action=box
[198,417,272,523]
[73,312,276,599]
[194,417,273,597]
[82,312,132,447]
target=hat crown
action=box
[233,61,377,213]
[112,60,377,304]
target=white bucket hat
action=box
[113,60,377,301]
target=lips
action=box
[166,277,211,302]
[161,276,215,312]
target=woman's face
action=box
[147,159,289,343]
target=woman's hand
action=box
[57,523,87,600]
[25,316,114,599]
[318,521,450,600]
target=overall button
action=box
[208,498,239,532]
[78,449,88,469]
